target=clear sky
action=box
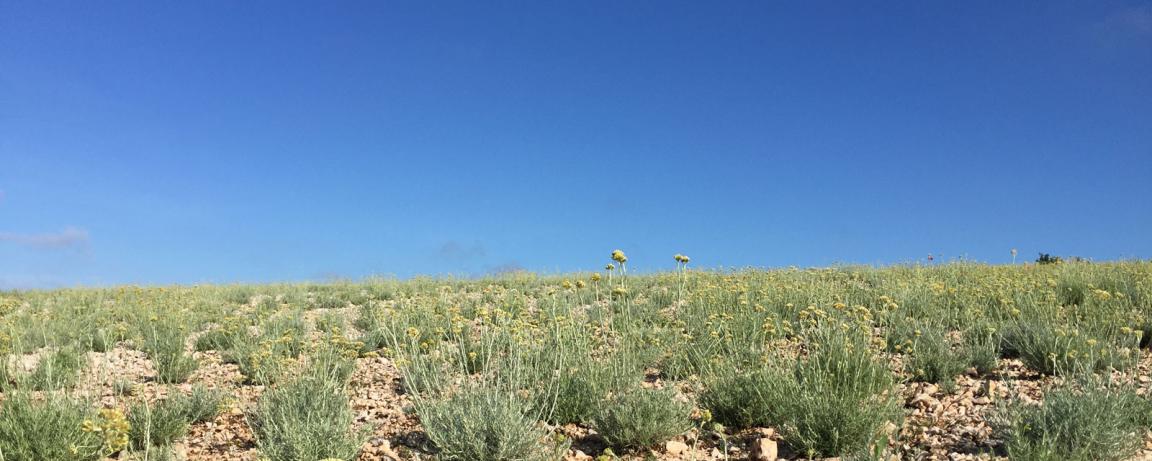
[2,1,1150,288]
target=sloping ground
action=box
[26,319,1147,461]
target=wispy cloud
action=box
[1101,5,1152,37]
[437,241,487,262]
[0,226,90,251]
[1110,4,1152,34]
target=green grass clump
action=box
[25,346,85,391]
[113,379,136,396]
[758,328,901,459]
[126,382,226,451]
[141,325,198,384]
[127,385,225,450]
[250,377,366,461]
[0,355,12,391]
[222,315,310,385]
[1000,319,1140,375]
[224,337,292,385]
[992,378,1152,461]
[0,392,117,461]
[314,310,346,334]
[417,384,566,461]
[127,398,191,450]
[260,315,306,358]
[699,368,774,428]
[903,326,967,391]
[531,336,641,427]
[703,329,901,458]
[85,328,122,353]
[194,328,240,352]
[962,328,1000,376]
[305,341,359,385]
[541,370,607,425]
[180,384,227,424]
[591,386,693,451]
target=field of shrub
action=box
[2,256,1151,461]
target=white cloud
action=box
[0,226,90,250]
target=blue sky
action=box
[2,1,1150,288]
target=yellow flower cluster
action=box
[82,408,131,454]
[324,328,366,359]
[0,297,19,317]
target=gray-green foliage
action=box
[141,324,197,384]
[963,328,1000,376]
[756,328,901,459]
[1000,318,1140,376]
[250,377,365,461]
[303,344,357,385]
[532,332,636,426]
[24,347,85,391]
[0,392,107,461]
[127,398,191,451]
[222,314,308,385]
[417,384,567,461]
[180,384,227,424]
[314,310,345,334]
[0,355,12,391]
[127,385,225,450]
[903,326,967,391]
[3,260,1152,460]
[194,328,240,352]
[700,367,775,428]
[992,378,1152,461]
[591,386,693,450]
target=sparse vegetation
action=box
[758,327,903,458]
[141,323,198,384]
[249,376,366,461]
[127,385,225,451]
[24,346,85,391]
[417,384,568,461]
[992,377,1152,461]
[1,259,1150,460]
[0,391,128,461]
[127,397,190,451]
[591,386,693,450]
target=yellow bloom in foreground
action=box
[611,249,627,263]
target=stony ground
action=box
[21,313,1139,461]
